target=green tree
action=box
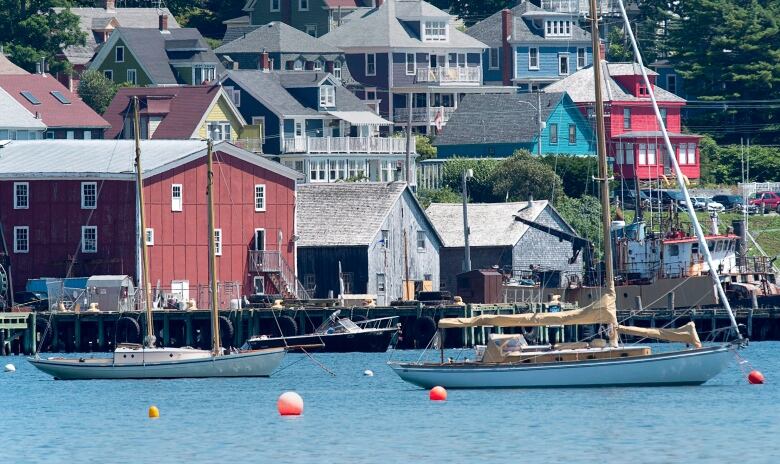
[450,0,515,27]
[606,27,633,62]
[78,70,118,114]
[699,135,780,184]
[556,195,603,252]
[489,150,564,204]
[415,135,437,161]
[415,187,462,208]
[440,157,502,203]
[540,154,598,198]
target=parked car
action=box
[750,191,780,213]
[613,189,651,209]
[681,196,724,212]
[712,194,758,213]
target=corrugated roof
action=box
[296,182,408,247]
[434,92,566,146]
[0,88,47,130]
[217,21,341,54]
[0,74,109,129]
[426,201,549,247]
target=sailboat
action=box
[388,0,744,388]
[28,97,286,380]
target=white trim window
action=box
[365,53,376,76]
[577,48,586,69]
[254,184,266,211]
[313,59,323,71]
[14,182,29,209]
[687,143,697,165]
[638,143,647,165]
[299,0,309,11]
[549,123,558,145]
[208,121,232,141]
[13,226,29,253]
[293,59,304,71]
[305,24,317,37]
[115,46,124,63]
[103,69,113,81]
[405,53,416,75]
[126,69,137,85]
[625,143,635,165]
[528,47,539,70]
[376,273,386,292]
[381,229,390,248]
[81,182,97,209]
[319,85,335,107]
[171,184,183,211]
[546,20,572,37]
[558,53,569,75]
[82,226,97,253]
[193,65,216,83]
[660,108,668,128]
[647,143,657,164]
[270,0,280,12]
[333,60,342,79]
[416,230,426,251]
[214,228,222,256]
[145,228,154,246]
[254,228,266,251]
[423,21,448,42]
[489,48,500,70]
[616,143,625,164]
[623,108,632,129]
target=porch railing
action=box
[247,250,310,300]
[416,66,481,84]
[282,136,411,154]
[393,106,456,124]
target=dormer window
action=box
[294,59,304,71]
[545,20,572,37]
[638,84,650,97]
[423,21,448,42]
[320,85,335,107]
[313,59,323,71]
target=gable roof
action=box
[102,85,244,139]
[90,27,223,85]
[467,2,590,47]
[0,140,302,181]
[0,54,28,75]
[434,92,567,146]
[321,0,486,50]
[0,74,109,129]
[544,62,685,103]
[53,7,180,65]
[297,182,439,247]
[244,0,366,12]
[216,21,341,54]
[426,201,553,247]
[0,88,47,130]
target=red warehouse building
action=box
[0,140,303,305]
[545,62,701,180]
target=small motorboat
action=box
[243,311,398,353]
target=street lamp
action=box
[517,93,546,156]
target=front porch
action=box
[282,136,412,154]
[280,155,415,185]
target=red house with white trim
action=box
[545,62,701,180]
[0,140,303,306]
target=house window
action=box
[126,69,137,85]
[406,53,416,75]
[625,143,634,164]
[293,59,304,71]
[208,121,231,141]
[376,273,386,292]
[14,182,29,209]
[558,54,569,75]
[171,184,182,211]
[423,21,447,41]
[623,108,631,129]
[305,24,317,37]
[103,69,113,81]
[333,61,342,79]
[254,229,266,251]
[145,228,154,246]
[687,143,696,165]
[577,48,586,69]
[528,47,539,70]
[638,84,649,96]
[67,131,75,139]
[214,229,222,256]
[546,20,572,37]
[299,0,309,11]
[416,231,426,251]
[667,74,677,94]
[638,143,647,165]
[568,124,576,144]
[81,182,97,209]
[549,123,558,145]
[270,0,280,12]
[313,59,323,71]
[295,121,303,137]
[616,143,624,164]
[365,53,376,76]
[647,144,657,164]
[115,46,124,63]
[13,226,29,253]
[82,226,97,253]
[84,131,92,140]
[489,48,499,69]
[660,108,668,128]
[254,184,266,211]
[319,85,335,107]
[381,229,390,247]
[193,65,216,83]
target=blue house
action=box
[651,59,687,99]
[467,1,592,91]
[432,92,595,157]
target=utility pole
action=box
[461,169,473,272]
[405,92,413,185]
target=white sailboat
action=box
[28,97,286,380]
[388,0,744,389]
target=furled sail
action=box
[618,321,702,348]
[438,293,618,329]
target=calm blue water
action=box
[1,343,778,463]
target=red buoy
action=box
[429,386,447,401]
[277,391,304,416]
[748,370,765,385]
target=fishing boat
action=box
[28,98,286,380]
[388,0,744,389]
[243,310,398,353]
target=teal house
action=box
[433,92,595,158]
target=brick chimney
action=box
[598,40,606,62]
[159,14,169,33]
[501,9,513,86]
[104,0,115,11]
[259,51,270,72]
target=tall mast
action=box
[588,0,615,295]
[134,96,155,348]
[206,139,222,355]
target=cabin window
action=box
[549,123,558,145]
[577,48,586,69]
[376,273,386,292]
[365,54,376,76]
[708,241,715,252]
[669,244,679,257]
[623,108,632,129]
[568,124,576,144]
[558,54,569,75]
[715,241,724,252]
[14,182,29,209]
[270,0,280,12]
[489,48,499,69]
[417,231,426,251]
[115,46,124,63]
[254,184,266,211]
[171,184,183,211]
[423,21,448,42]
[82,226,97,253]
[528,47,539,70]
[381,229,390,247]
[692,242,699,254]
[214,229,222,256]
[13,226,29,253]
[406,53,416,75]
[81,182,97,209]
[145,228,154,246]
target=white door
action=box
[171,280,190,302]
[253,276,265,295]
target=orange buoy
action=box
[748,370,765,385]
[148,405,160,419]
[429,386,447,401]
[277,391,304,416]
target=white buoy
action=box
[4,363,16,372]
[363,369,374,377]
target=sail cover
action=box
[438,293,618,329]
[618,321,702,348]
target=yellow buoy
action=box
[148,405,160,419]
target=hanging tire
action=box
[413,316,437,348]
[272,315,298,337]
[116,317,141,343]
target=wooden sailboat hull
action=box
[27,348,286,380]
[388,345,734,389]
